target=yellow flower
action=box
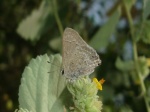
[93,78,105,90]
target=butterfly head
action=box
[61,69,64,75]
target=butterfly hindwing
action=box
[62,28,101,79]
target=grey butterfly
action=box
[62,28,101,80]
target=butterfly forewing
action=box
[62,28,101,79]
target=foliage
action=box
[17,54,103,112]
[1,0,150,112]
[18,54,73,112]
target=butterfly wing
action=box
[62,28,101,79]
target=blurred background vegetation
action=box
[0,0,150,112]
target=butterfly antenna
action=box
[47,61,61,68]
[47,60,62,75]
[47,68,62,75]
[47,70,57,73]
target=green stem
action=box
[52,0,63,37]
[124,1,148,110]
[124,0,146,95]
[144,95,150,112]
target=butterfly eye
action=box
[61,69,64,75]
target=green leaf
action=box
[17,0,53,41]
[135,20,150,44]
[19,54,71,112]
[115,57,134,72]
[115,57,150,80]
[141,20,150,44]
[119,106,133,112]
[143,0,150,20]
[49,37,62,51]
[15,108,31,112]
[138,56,150,79]
[89,8,120,50]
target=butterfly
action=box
[61,28,101,80]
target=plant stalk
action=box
[124,1,149,111]
[52,0,63,37]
